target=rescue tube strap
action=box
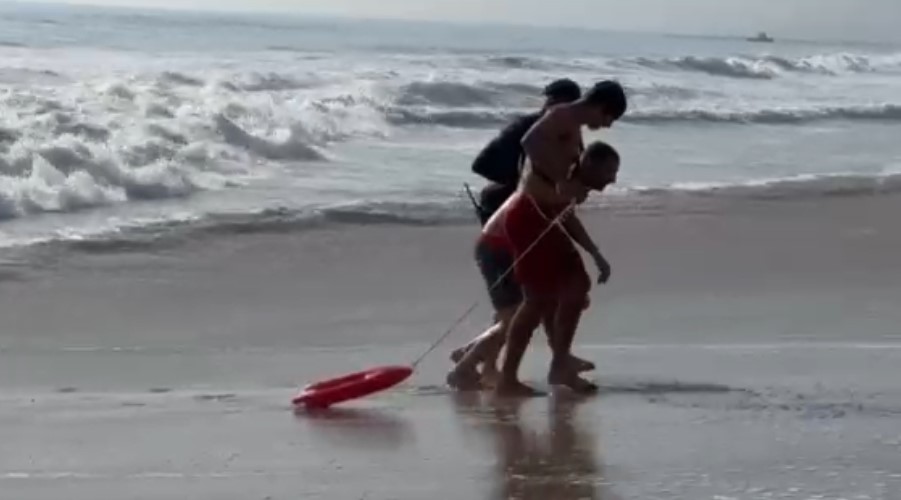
[411,196,576,368]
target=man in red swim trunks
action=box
[498,81,626,396]
[447,79,590,390]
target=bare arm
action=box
[520,107,576,183]
[563,213,611,283]
[562,213,601,260]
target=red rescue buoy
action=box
[293,365,413,409]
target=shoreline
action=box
[2,192,900,391]
[1,183,900,500]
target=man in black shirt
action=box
[469,79,584,225]
[449,79,590,389]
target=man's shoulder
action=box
[516,111,544,125]
[500,111,543,136]
[544,103,576,122]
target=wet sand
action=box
[2,354,901,500]
[2,194,901,499]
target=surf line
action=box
[411,190,577,368]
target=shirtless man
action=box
[499,81,627,395]
[449,81,628,390]
[447,79,590,390]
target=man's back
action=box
[470,112,543,224]
[471,111,542,185]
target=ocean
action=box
[2,2,901,247]
[2,3,901,500]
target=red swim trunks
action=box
[500,193,586,297]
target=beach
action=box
[3,193,901,499]
[3,4,901,498]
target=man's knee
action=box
[520,293,556,320]
[559,270,590,304]
[496,305,519,324]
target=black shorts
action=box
[474,240,522,311]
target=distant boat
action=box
[747,31,774,43]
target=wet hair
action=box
[542,78,582,103]
[583,80,627,119]
[575,141,619,189]
[583,141,619,168]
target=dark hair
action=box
[582,141,620,169]
[583,80,627,119]
[542,78,581,103]
[576,141,620,189]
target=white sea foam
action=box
[1,8,900,247]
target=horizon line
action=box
[1,0,896,48]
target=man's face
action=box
[573,183,591,204]
[578,158,619,194]
[585,105,616,130]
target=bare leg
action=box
[474,307,517,386]
[548,297,583,376]
[548,276,597,393]
[451,311,501,363]
[496,298,549,397]
[541,302,595,373]
[447,323,501,390]
[448,308,516,390]
[541,308,556,349]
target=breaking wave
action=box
[0,72,335,220]
[627,103,901,125]
[19,169,899,254]
[628,52,901,79]
[3,39,901,249]
[630,171,901,201]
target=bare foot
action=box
[495,379,545,397]
[566,376,599,394]
[548,370,599,394]
[446,369,482,391]
[480,368,500,389]
[450,346,469,363]
[568,354,595,373]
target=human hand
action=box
[593,253,611,284]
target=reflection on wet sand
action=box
[294,406,415,451]
[451,392,613,500]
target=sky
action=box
[24,0,901,43]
